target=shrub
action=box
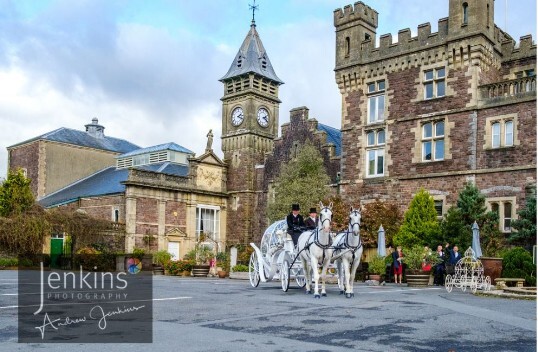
[361,200,402,247]
[0,257,18,267]
[165,260,194,275]
[502,247,536,286]
[153,250,172,266]
[367,255,386,275]
[402,245,441,271]
[232,264,249,272]
[131,247,145,260]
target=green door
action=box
[50,238,64,268]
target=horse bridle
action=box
[319,206,332,229]
[348,210,361,234]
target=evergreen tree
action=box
[509,194,536,250]
[440,182,504,256]
[267,142,330,222]
[0,168,35,217]
[393,189,440,248]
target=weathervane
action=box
[249,0,258,26]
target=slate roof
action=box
[220,24,283,84]
[117,142,194,158]
[317,123,342,156]
[39,162,190,208]
[8,127,140,154]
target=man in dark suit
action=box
[448,245,463,265]
[286,204,305,247]
[304,207,318,230]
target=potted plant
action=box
[216,251,229,278]
[152,250,172,275]
[185,244,213,277]
[404,245,437,287]
[367,255,386,283]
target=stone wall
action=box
[8,141,40,196]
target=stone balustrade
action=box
[479,76,536,104]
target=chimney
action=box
[85,117,105,139]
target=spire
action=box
[219,4,283,85]
[249,0,258,27]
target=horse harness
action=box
[331,212,363,263]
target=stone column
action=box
[125,193,137,253]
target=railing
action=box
[128,169,192,189]
[479,76,536,103]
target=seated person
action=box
[304,207,318,230]
[286,204,305,247]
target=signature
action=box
[35,304,146,339]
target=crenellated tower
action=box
[220,18,284,245]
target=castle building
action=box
[6,0,536,255]
[333,0,536,234]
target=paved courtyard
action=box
[0,270,536,351]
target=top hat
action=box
[291,204,300,211]
[309,208,317,214]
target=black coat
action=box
[286,213,305,234]
[305,216,317,230]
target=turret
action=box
[334,1,378,69]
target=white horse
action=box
[296,201,333,299]
[332,207,363,298]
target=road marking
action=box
[1,293,17,296]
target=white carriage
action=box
[445,247,492,293]
[248,220,308,291]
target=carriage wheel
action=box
[294,266,306,288]
[249,252,260,288]
[281,260,290,292]
[444,274,453,293]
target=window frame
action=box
[423,68,446,100]
[195,205,221,243]
[487,198,516,233]
[365,129,385,177]
[366,80,386,124]
[421,121,445,161]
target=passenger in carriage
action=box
[304,207,318,230]
[286,204,305,247]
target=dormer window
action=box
[237,56,243,68]
[261,55,267,70]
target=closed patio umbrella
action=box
[377,225,386,257]
[471,221,482,258]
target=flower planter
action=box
[406,270,430,287]
[152,265,164,275]
[369,274,382,283]
[192,264,210,277]
[217,270,228,278]
[480,257,503,282]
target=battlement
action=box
[500,34,537,62]
[343,16,535,66]
[334,1,378,28]
[349,18,450,63]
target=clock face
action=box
[231,107,244,126]
[257,108,270,127]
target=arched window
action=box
[345,36,350,57]
[462,2,469,24]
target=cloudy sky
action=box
[0,0,535,180]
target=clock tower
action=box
[220,17,283,244]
